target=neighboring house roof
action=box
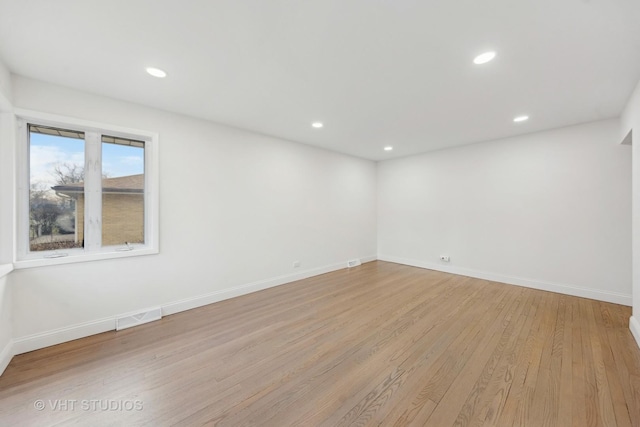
[52,174,144,194]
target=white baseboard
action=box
[378,255,632,306]
[630,316,640,349]
[0,339,13,376]
[9,255,378,359]
[163,255,377,316]
[359,255,378,264]
[12,317,116,356]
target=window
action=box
[16,111,158,267]
[28,125,85,252]
[101,135,146,247]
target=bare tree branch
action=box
[50,162,84,185]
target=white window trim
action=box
[14,109,159,269]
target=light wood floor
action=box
[1,261,640,426]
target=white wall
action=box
[378,119,632,305]
[0,59,13,265]
[0,112,14,266]
[622,79,640,345]
[9,76,377,350]
[0,59,11,104]
[0,59,14,373]
[0,276,12,374]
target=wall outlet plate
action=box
[347,259,361,268]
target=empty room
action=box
[1,1,640,426]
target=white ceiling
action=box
[1,0,639,160]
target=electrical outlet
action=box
[293,261,301,268]
[440,255,450,262]
[347,259,361,268]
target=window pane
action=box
[29,125,85,252]
[101,136,145,246]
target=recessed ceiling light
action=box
[513,115,529,123]
[473,51,496,65]
[384,146,393,151]
[145,67,167,78]
[312,122,323,128]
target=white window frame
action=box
[14,109,159,268]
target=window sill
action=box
[14,247,158,269]
[0,264,13,279]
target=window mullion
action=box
[17,119,29,259]
[83,132,102,250]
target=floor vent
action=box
[347,259,362,268]
[116,307,162,331]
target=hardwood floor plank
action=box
[592,302,632,427]
[557,295,574,427]
[497,290,555,426]
[422,285,526,426]
[579,298,604,427]
[586,301,617,427]
[412,284,516,405]
[570,297,588,427]
[451,289,534,427]
[608,327,640,423]
[477,291,541,426]
[528,293,561,427]
[463,290,539,426]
